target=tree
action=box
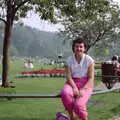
[60,0,120,51]
[0,0,77,87]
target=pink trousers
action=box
[60,77,93,120]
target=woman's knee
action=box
[61,84,73,96]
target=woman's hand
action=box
[79,89,85,97]
[73,87,80,98]
[73,88,85,98]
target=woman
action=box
[60,38,94,120]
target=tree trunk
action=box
[1,21,12,87]
[1,0,14,88]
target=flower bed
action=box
[18,69,65,77]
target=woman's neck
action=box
[75,54,84,63]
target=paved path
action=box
[109,116,120,120]
[94,82,120,91]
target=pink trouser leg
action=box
[61,84,74,111]
[73,88,92,120]
[61,84,93,120]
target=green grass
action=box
[89,93,120,120]
[0,59,120,120]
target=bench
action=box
[101,62,119,89]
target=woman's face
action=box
[74,43,86,56]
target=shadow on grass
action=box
[111,104,120,115]
[88,100,105,106]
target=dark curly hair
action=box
[111,55,118,61]
[72,37,88,53]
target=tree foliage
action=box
[60,0,120,50]
[1,0,89,87]
[0,0,77,87]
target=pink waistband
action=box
[72,77,88,81]
[72,77,88,89]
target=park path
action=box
[109,116,120,120]
[94,82,120,91]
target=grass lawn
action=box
[0,59,120,120]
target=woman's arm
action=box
[65,65,77,89]
[65,65,80,97]
[84,63,95,89]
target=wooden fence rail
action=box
[0,87,119,99]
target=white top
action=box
[66,54,94,78]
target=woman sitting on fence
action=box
[60,37,94,120]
